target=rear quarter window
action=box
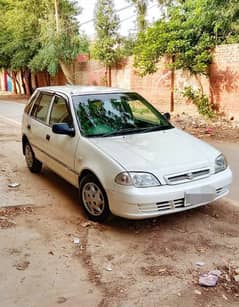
[24,90,39,114]
[31,93,53,123]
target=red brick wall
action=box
[76,61,106,86]
[48,43,239,118]
[130,57,172,112]
[210,44,239,118]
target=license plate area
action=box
[184,186,216,207]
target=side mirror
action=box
[164,112,171,121]
[52,123,75,137]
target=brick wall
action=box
[130,57,172,112]
[210,44,239,118]
[46,43,239,119]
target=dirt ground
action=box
[171,113,239,144]
[0,114,239,307]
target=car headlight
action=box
[215,154,227,173]
[115,172,161,187]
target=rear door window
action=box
[31,93,53,123]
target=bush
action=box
[182,86,215,118]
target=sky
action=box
[78,0,161,38]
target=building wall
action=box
[210,44,239,118]
[2,43,239,118]
[36,44,239,118]
[71,56,210,116]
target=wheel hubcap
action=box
[82,182,105,216]
[25,145,33,168]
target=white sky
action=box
[78,0,161,37]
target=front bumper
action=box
[107,167,232,219]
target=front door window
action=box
[49,96,73,127]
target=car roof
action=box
[37,85,130,96]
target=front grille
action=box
[138,198,184,213]
[166,169,210,185]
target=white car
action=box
[22,86,232,222]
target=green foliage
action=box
[182,86,215,118]
[128,0,149,33]
[30,0,89,75]
[134,0,239,76]
[92,0,120,67]
[0,0,89,77]
[120,35,136,57]
[0,0,42,70]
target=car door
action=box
[28,92,54,164]
[46,94,79,186]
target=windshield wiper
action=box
[139,125,173,133]
[86,125,173,138]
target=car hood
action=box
[90,128,219,180]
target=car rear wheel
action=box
[79,174,110,222]
[24,142,42,173]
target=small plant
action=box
[182,86,215,118]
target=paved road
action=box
[0,99,238,201]
[0,100,25,124]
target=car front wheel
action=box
[24,142,42,173]
[79,174,110,222]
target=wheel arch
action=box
[78,169,104,190]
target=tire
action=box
[79,174,110,222]
[24,142,42,173]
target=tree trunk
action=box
[46,72,51,86]
[20,70,26,94]
[31,72,38,91]
[59,60,75,85]
[15,72,21,94]
[54,0,60,34]
[11,71,17,94]
[170,56,175,112]
[108,66,112,87]
[22,69,31,95]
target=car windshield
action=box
[72,92,173,137]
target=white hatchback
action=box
[22,86,232,221]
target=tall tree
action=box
[30,0,89,85]
[0,0,88,93]
[129,0,149,33]
[92,0,120,86]
[0,0,43,94]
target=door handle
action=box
[46,134,50,141]
[27,124,31,130]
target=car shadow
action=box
[38,166,84,215]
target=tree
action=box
[0,0,44,94]
[135,0,239,77]
[92,0,120,86]
[30,0,89,85]
[0,0,88,93]
[128,0,149,33]
[133,0,239,112]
